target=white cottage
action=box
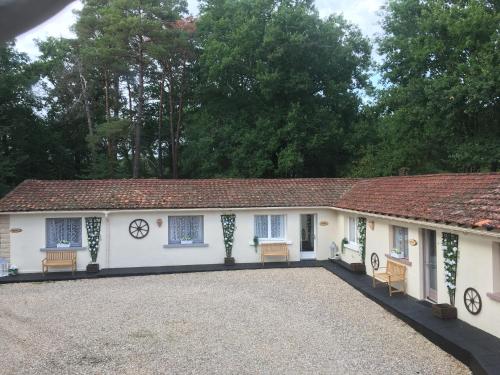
[0,174,499,338]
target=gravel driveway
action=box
[0,268,469,374]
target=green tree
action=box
[183,0,371,177]
[364,0,500,175]
[0,43,52,195]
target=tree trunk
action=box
[158,78,164,178]
[78,60,94,140]
[133,36,144,178]
[167,75,177,179]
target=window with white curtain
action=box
[254,215,285,240]
[168,216,204,244]
[347,216,358,245]
[393,226,409,258]
[46,218,82,247]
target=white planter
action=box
[181,240,193,245]
[56,243,71,248]
[391,251,404,259]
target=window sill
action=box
[163,243,209,249]
[248,240,292,246]
[344,243,359,252]
[487,292,500,303]
[385,254,412,266]
[40,247,87,252]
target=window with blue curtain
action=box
[168,216,204,244]
[46,218,82,247]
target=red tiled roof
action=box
[0,174,499,231]
[0,178,357,212]
[336,173,500,230]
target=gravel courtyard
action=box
[0,268,469,375]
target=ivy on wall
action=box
[221,214,236,258]
[442,232,459,305]
[85,217,102,263]
[357,217,367,265]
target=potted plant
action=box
[221,214,236,265]
[8,264,18,276]
[181,235,193,245]
[85,217,102,273]
[341,238,348,253]
[390,248,404,259]
[253,235,259,253]
[56,240,71,248]
[432,303,457,319]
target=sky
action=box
[15,0,386,60]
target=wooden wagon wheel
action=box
[371,252,380,270]
[129,219,149,239]
[464,287,482,315]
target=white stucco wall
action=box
[10,213,106,273]
[337,211,500,339]
[8,208,339,272]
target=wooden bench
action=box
[261,243,289,265]
[42,251,77,274]
[372,259,406,296]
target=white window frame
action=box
[254,214,286,241]
[45,217,82,248]
[167,215,204,245]
[392,225,409,259]
[346,216,359,251]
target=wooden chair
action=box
[261,243,289,265]
[42,251,77,274]
[372,259,406,296]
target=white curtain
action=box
[270,215,284,239]
[254,215,268,238]
[168,216,203,243]
[393,226,409,257]
[46,218,82,247]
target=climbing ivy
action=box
[221,214,236,258]
[442,232,459,305]
[357,217,367,265]
[85,217,102,263]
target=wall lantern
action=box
[368,221,375,230]
[156,218,163,228]
[409,239,418,246]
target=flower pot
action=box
[8,269,18,276]
[181,240,193,245]
[86,263,99,273]
[57,243,71,248]
[390,252,404,259]
[432,303,457,320]
[224,257,235,265]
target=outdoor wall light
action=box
[368,221,375,230]
[156,218,163,227]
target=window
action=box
[168,216,204,244]
[254,215,285,240]
[347,217,358,245]
[46,218,82,248]
[393,226,409,258]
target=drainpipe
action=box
[104,211,110,268]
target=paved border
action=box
[1,260,499,375]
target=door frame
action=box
[300,214,317,260]
[421,228,438,302]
